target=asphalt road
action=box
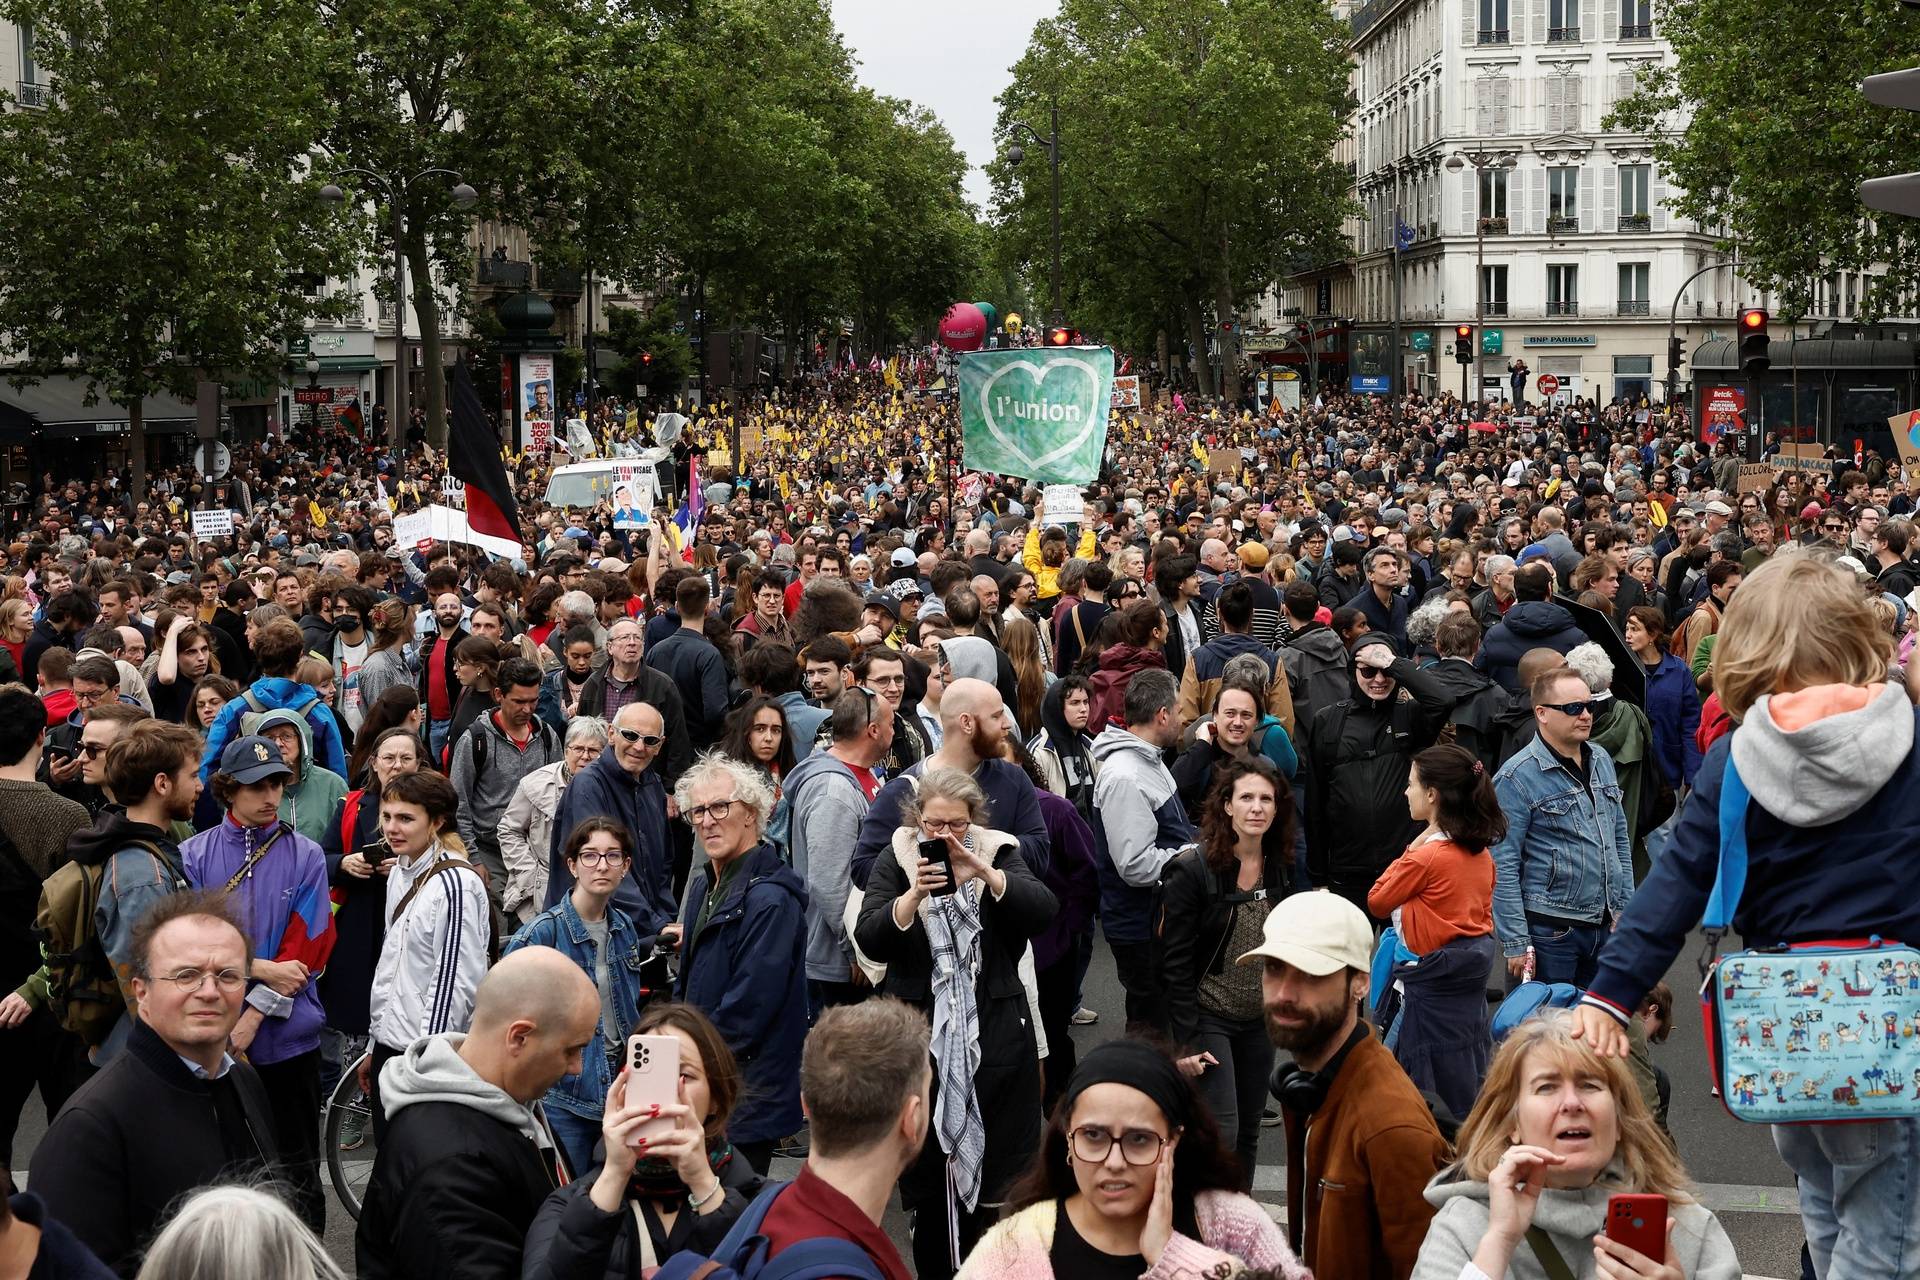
[9,931,1803,1278]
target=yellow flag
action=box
[1191,438,1208,466]
[308,501,328,528]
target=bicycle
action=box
[323,1050,379,1220]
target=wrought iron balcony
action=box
[1619,21,1652,36]
[1477,216,1510,235]
[1481,300,1510,316]
[15,81,49,108]
[1547,300,1580,316]
[1477,27,1510,43]
[1618,300,1651,316]
[477,256,532,288]
[1617,213,1651,233]
[1548,25,1580,40]
[1548,215,1580,236]
[538,264,584,295]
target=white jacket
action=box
[498,760,568,924]
[368,842,492,1052]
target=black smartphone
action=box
[918,837,957,896]
[44,742,75,763]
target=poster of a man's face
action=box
[527,380,554,418]
[611,480,647,530]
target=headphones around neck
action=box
[1269,1021,1369,1117]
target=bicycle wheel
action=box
[323,1051,378,1221]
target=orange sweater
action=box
[1367,835,1493,955]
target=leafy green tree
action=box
[1608,0,1920,320]
[991,0,1353,394]
[0,0,353,500]
[602,304,694,398]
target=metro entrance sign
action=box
[293,386,336,406]
[1537,374,1560,397]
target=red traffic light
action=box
[1454,324,1473,340]
[1741,308,1769,330]
[1047,327,1074,347]
[640,351,653,365]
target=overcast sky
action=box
[830,0,1060,215]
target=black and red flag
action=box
[447,362,523,558]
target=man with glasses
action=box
[45,657,132,813]
[786,686,894,1015]
[28,890,278,1274]
[852,647,924,771]
[1490,665,1633,988]
[545,702,674,934]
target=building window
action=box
[1479,168,1509,227]
[1617,164,1650,231]
[1548,264,1579,316]
[16,23,47,108]
[1548,168,1579,233]
[1481,264,1509,316]
[1549,0,1580,40]
[1621,0,1652,37]
[1618,262,1650,315]
[1479,0,1509,43]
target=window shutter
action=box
[1603,0,1619,34]
[1531,166,1547,233]
[1533,0,1547,41]
[1495,78,1511,132]
[1465,0,1478,45]
[1579,166,1596,231]
[1652,166,1668,230]
[1615,68,1635,107]
[1545,76,1563,132]
[1602,165,1618,228]
[1581,0,1596,36]
[1568,72,1584,130]
[1476,82,1491,135]
[1462,164,1478,234]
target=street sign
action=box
[293,386,335,406]
[1537,373,1561,397]
[197,440,230,480]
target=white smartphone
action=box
[624,1033,681,1146]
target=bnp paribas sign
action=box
[957,347,1114,485]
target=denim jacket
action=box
[504,895,648,1119]
[1488,735,1634,956]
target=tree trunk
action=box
[1182,292,1215,398]
[128,397,146,504]
[1214,246,1241,408]
[406,227,447,449]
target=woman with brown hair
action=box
[0,596,29,679]
[443,635,503,762]
[1155,756,1294,1185]
[354,597,414,709]
[1085,600,1167,731]
[522,1000,768,1280]
[1002,615,1050,738]
[1413,1010,1736,1279]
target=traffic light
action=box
[640,351,653,368]
[1667,335,1685,373]
[1220,320,1236,334]
[1047,326,1075,347]
[1738,308,1770,375]
[1863,56,1920,217]
[1454,324,1474,365]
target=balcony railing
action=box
[15,81,49,108]
[1547,300,1580,316]
[1619,21,1652,36]
[1548,215,1580,236]
[1481,301,1510,317]
[1477,216,1510,235]
[1477,27,1510,43]
[1547,25,1580,40]
[538,264,584,295]
[1617,213,1651,233]
[477,256,532,288]
[1617,300,1651,316]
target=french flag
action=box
[672,455,704,562]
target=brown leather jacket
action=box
[1282,1028,1451,1280]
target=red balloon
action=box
[938,302,986,352]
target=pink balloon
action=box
[938,302,986,352]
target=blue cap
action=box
[218,735,292,785]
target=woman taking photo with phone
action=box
[1156,756,1293,1185]
[1412,1009,1738,1279]
[521,1002,769,1280]
[505,818,657,1177]
[855,766,1058,1279]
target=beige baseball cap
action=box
[1238,890,1374,976]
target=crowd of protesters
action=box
[0,367,1913,1280]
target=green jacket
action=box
[242,706,349,845]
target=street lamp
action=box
[319,170,477,444]
[1445,150,1518,409]
[1004,103,1064,328]
[305,354,322,440]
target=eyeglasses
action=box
[614,727,664,748]
[1069,1125,1172,1167]
[922,818,970,836]
[79,742,106,758]
[869,673,906,690]
[158,967,246,993]
[683,799,737,824]
[1824,523,1845,532]
[574,850,631,868]
[1541,699,1596,718]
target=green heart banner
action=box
[958,346,1113,485]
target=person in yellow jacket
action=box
[1022,495,1098,601]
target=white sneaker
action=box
[1070,1007,1099,1025]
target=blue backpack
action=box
[653,1183,888,1280]
[1492,980,1582,1042]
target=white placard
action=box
[392,510,431,546]
[191,509,233,539]
[1041,483,1084,527]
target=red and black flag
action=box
[447,361,523,558]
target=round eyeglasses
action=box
[1069,1125,1171,1166]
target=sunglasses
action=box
[613,727,664,748]
[1540,699,1596,718]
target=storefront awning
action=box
[0,376,196,440]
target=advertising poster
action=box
[520,353,556,450]
[1701,386,1745,444]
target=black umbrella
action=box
[1553,593,1646,705]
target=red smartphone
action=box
[1605,1193,1667,1263]
[623,1034,681,1147]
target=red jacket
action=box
[757,1165,911,1280]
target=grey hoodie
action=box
[1731,680,1914,827]
[379,1031,551,1147]
[1411,1163,1741,1280]
[784,749,872,982]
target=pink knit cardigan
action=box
[954,1189,1312,1280]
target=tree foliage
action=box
[1608,0,1920,319]
[990,0,1354,393]
[0,0,354,497]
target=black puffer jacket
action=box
[1302,648,1455,902]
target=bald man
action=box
[849,676,1047,889]
[357,946,598,1280]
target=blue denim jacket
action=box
[1489,735,1634,956]
[504,895,648,1119]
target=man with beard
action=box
[1247,891,1447,1280]
[417,590,470,761]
